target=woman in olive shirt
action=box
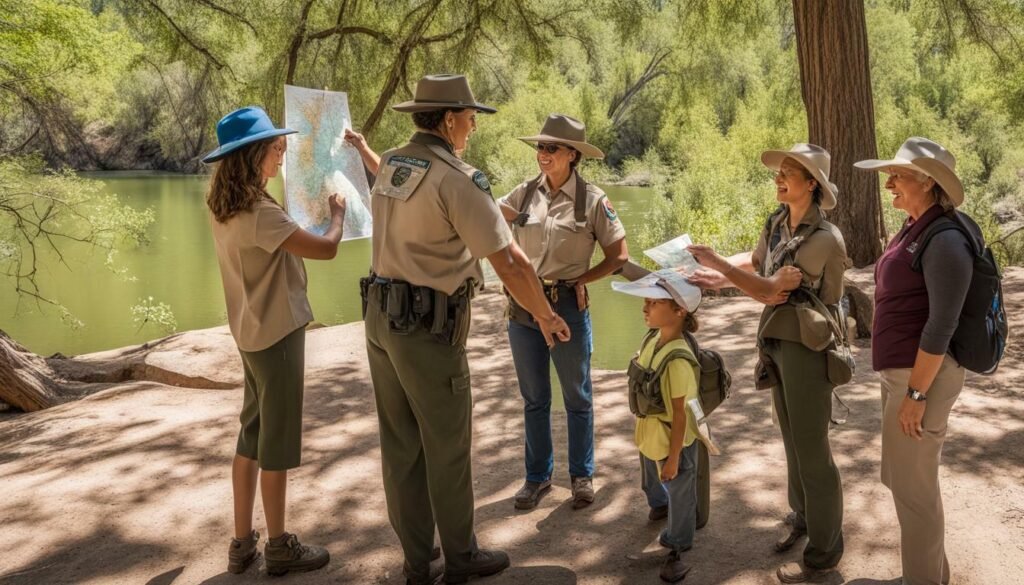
[688,144,848,584]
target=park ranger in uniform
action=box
[362,74,571,585]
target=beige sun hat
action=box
[518,114,604,159]
[761,143,839,210]
[853,137,964,207]
[392,74,497,113]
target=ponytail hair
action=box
[684,312,699,333]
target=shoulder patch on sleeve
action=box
[601,197,618,222]
[472,170,492,194]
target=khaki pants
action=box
[364,285,478,571]
[880,354,965,585]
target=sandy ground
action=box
[1,269,1022,585]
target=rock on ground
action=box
[1,269,1023,585]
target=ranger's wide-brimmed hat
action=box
[518,114,604,159]
[853,137,964,207]
[761,143,839,211]
[202,106,296,164]
[392,74,496,113]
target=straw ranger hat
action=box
[760,143,839,210]
[518,114,604,159]
[853,137,964,207]
[392,74,496,113]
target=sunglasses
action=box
[535,143,566,154]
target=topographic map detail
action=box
[283,85,372,240]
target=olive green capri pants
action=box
[236,326,306,471]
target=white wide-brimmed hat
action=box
[761,143,839,210]
[518,114,604,159]
[611,269,702,312]
[853,137,963,207]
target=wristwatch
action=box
[906,386,927,402]
[513,212,530,227]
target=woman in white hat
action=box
[497,114,629,511]
[688,144,849,583]
[855,137,981,585]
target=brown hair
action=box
[411,108,466,132]
[206,137,277,223]
[684,312,699,333]
[793,163,823,206]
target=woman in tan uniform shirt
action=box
[497,114,628,511]
[203,106,347,577]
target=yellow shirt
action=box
[633,336,700,461]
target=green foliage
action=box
[130,296,178,334]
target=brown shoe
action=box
[659,550,691,582]
[776,562,834,583]
[514,480,552,510]
[443,548,510,584]
[227,530,260,574]
[264,532,329,576]
[571,476,595,509]
[649,505,669,521]
[404,547,444,585]
[774,525,807,553]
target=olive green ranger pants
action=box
[765,339,845,570]
[364,285,478,570]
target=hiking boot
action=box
[571,476,595,509]
[443,548,510,583]
[660,550,691,583]
[404,547,444,585]
[776,562,835,584]
[264,532,329,576]
[774,525,807,553]
[649,505,669,521]
[514,479,551,510]
[227,530,260,574]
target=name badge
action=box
[374,156,430,201]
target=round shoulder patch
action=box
[601,197,618,221]
[472,170,492,194]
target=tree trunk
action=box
[793,0,885,267]
[0,330,64,411]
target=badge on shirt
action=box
[472,170,492,194]
[375,156,430,201]
[602,197,618,222]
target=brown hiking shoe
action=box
[514,480,552,510]
[227,530,260,574]
[776,562,835,583]
[774,525,807,553]
[404,546,444,585]
[443,548,510,583]
[264,532,329,576]
[660,550,691,582]
[571,476,595,509]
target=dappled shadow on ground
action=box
[2,277,1023,583]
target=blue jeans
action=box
[641,441,699,552]
[507,294,594,483]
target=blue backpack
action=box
[910,210,1008,374]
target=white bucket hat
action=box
[853,137,963,207]
[611,269,702,312]
[760,143,839,211]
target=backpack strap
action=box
[519,172,589,228]
[910,211,982,272]
[765,209,829,291]
[639,330,699,378]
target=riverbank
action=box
[1,270,1022,584]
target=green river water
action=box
[0,173,657,370]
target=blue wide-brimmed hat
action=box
[201,106,296,163]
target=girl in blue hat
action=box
[204,106,345,576]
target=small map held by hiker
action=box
[283,85,372,240]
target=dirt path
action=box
[1,270,1022,585]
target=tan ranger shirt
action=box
[210,197,313,352]
[752,204,848,349]
[499,172,626,280]
[371,132,512,295]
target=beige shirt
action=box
[371,133,512,295]
[752,204,848,347]
[210,197,312,352]
[499,172,626,280]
